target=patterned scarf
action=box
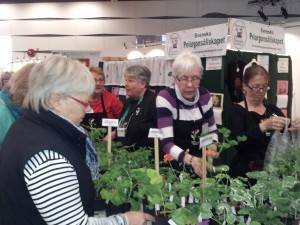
[78,126,100,181]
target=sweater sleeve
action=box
[24,150,128,225]
[156,90,184,161]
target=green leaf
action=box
[214,165,230,172]
[238,207,251,215]
[226,214,237,224]
[250,222,261,225]
[282,176,299,188]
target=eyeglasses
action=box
[66,95,89,108]
[95,78,104,83]
[176,75,201,85]
[246,84,270,92]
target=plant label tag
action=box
[231,206,236,215]
[148,128,163,138]
[155,204,160,210]
[198,213,203,222]
[188,193,194,203]
[117,128,126,137]
[169,195,173,202]
[168,219,177,225]
[199,133,214,148]
[238,216,244,222]
[181,197,185,207]
[102,118,119,127]
[246,216,252,225]
[202,123,209,134]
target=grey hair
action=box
[25,56,95,113]
[172,51,203,77]
[124,65,151,87]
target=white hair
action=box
[25,56,95,113]
[172,51,203,77]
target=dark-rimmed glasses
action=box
[176,75,201,85]
[246,84,270,92]
[66,95,89,108]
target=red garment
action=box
[89,91,123,119]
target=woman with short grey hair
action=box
[114,64,157,150]
[124,65,151,87]
[0,57,154,225]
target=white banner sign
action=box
[230,18,285,54]
[165,23,228,60]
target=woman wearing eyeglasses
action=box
[81,66,123,129]
[156,51,217,178]
[0,57,154,225]
[228,63,293,178]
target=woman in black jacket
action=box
[0,56,154,225]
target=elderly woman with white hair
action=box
[156,51,217,177]
[0,57,154,225]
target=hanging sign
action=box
[165,23,228,60]
[230,18,285,55]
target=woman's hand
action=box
[288,117,300,131]
[103,130,117,141]
[259,115,287,132]
[184,152,205,178]
[124,211,155,225]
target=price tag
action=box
[148,128,163,138]
[102,118,119,127]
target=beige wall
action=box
[1,0,300,117]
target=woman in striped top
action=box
[0,56,154,225]
[156,51,217,177]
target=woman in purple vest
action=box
[156,51,217,177]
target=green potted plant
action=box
[94,127,246,225]
[92,127,300,225]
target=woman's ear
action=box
[49,93,63,111]
[140,80,147,89]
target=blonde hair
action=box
[89,65,105,82]
[9,63,36,107]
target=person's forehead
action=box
[125,74,136,78]
[92,72,104,79]
[1,75,10,79]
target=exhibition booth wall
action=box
[0,0,300,116]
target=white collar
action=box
[174,84,199,106]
